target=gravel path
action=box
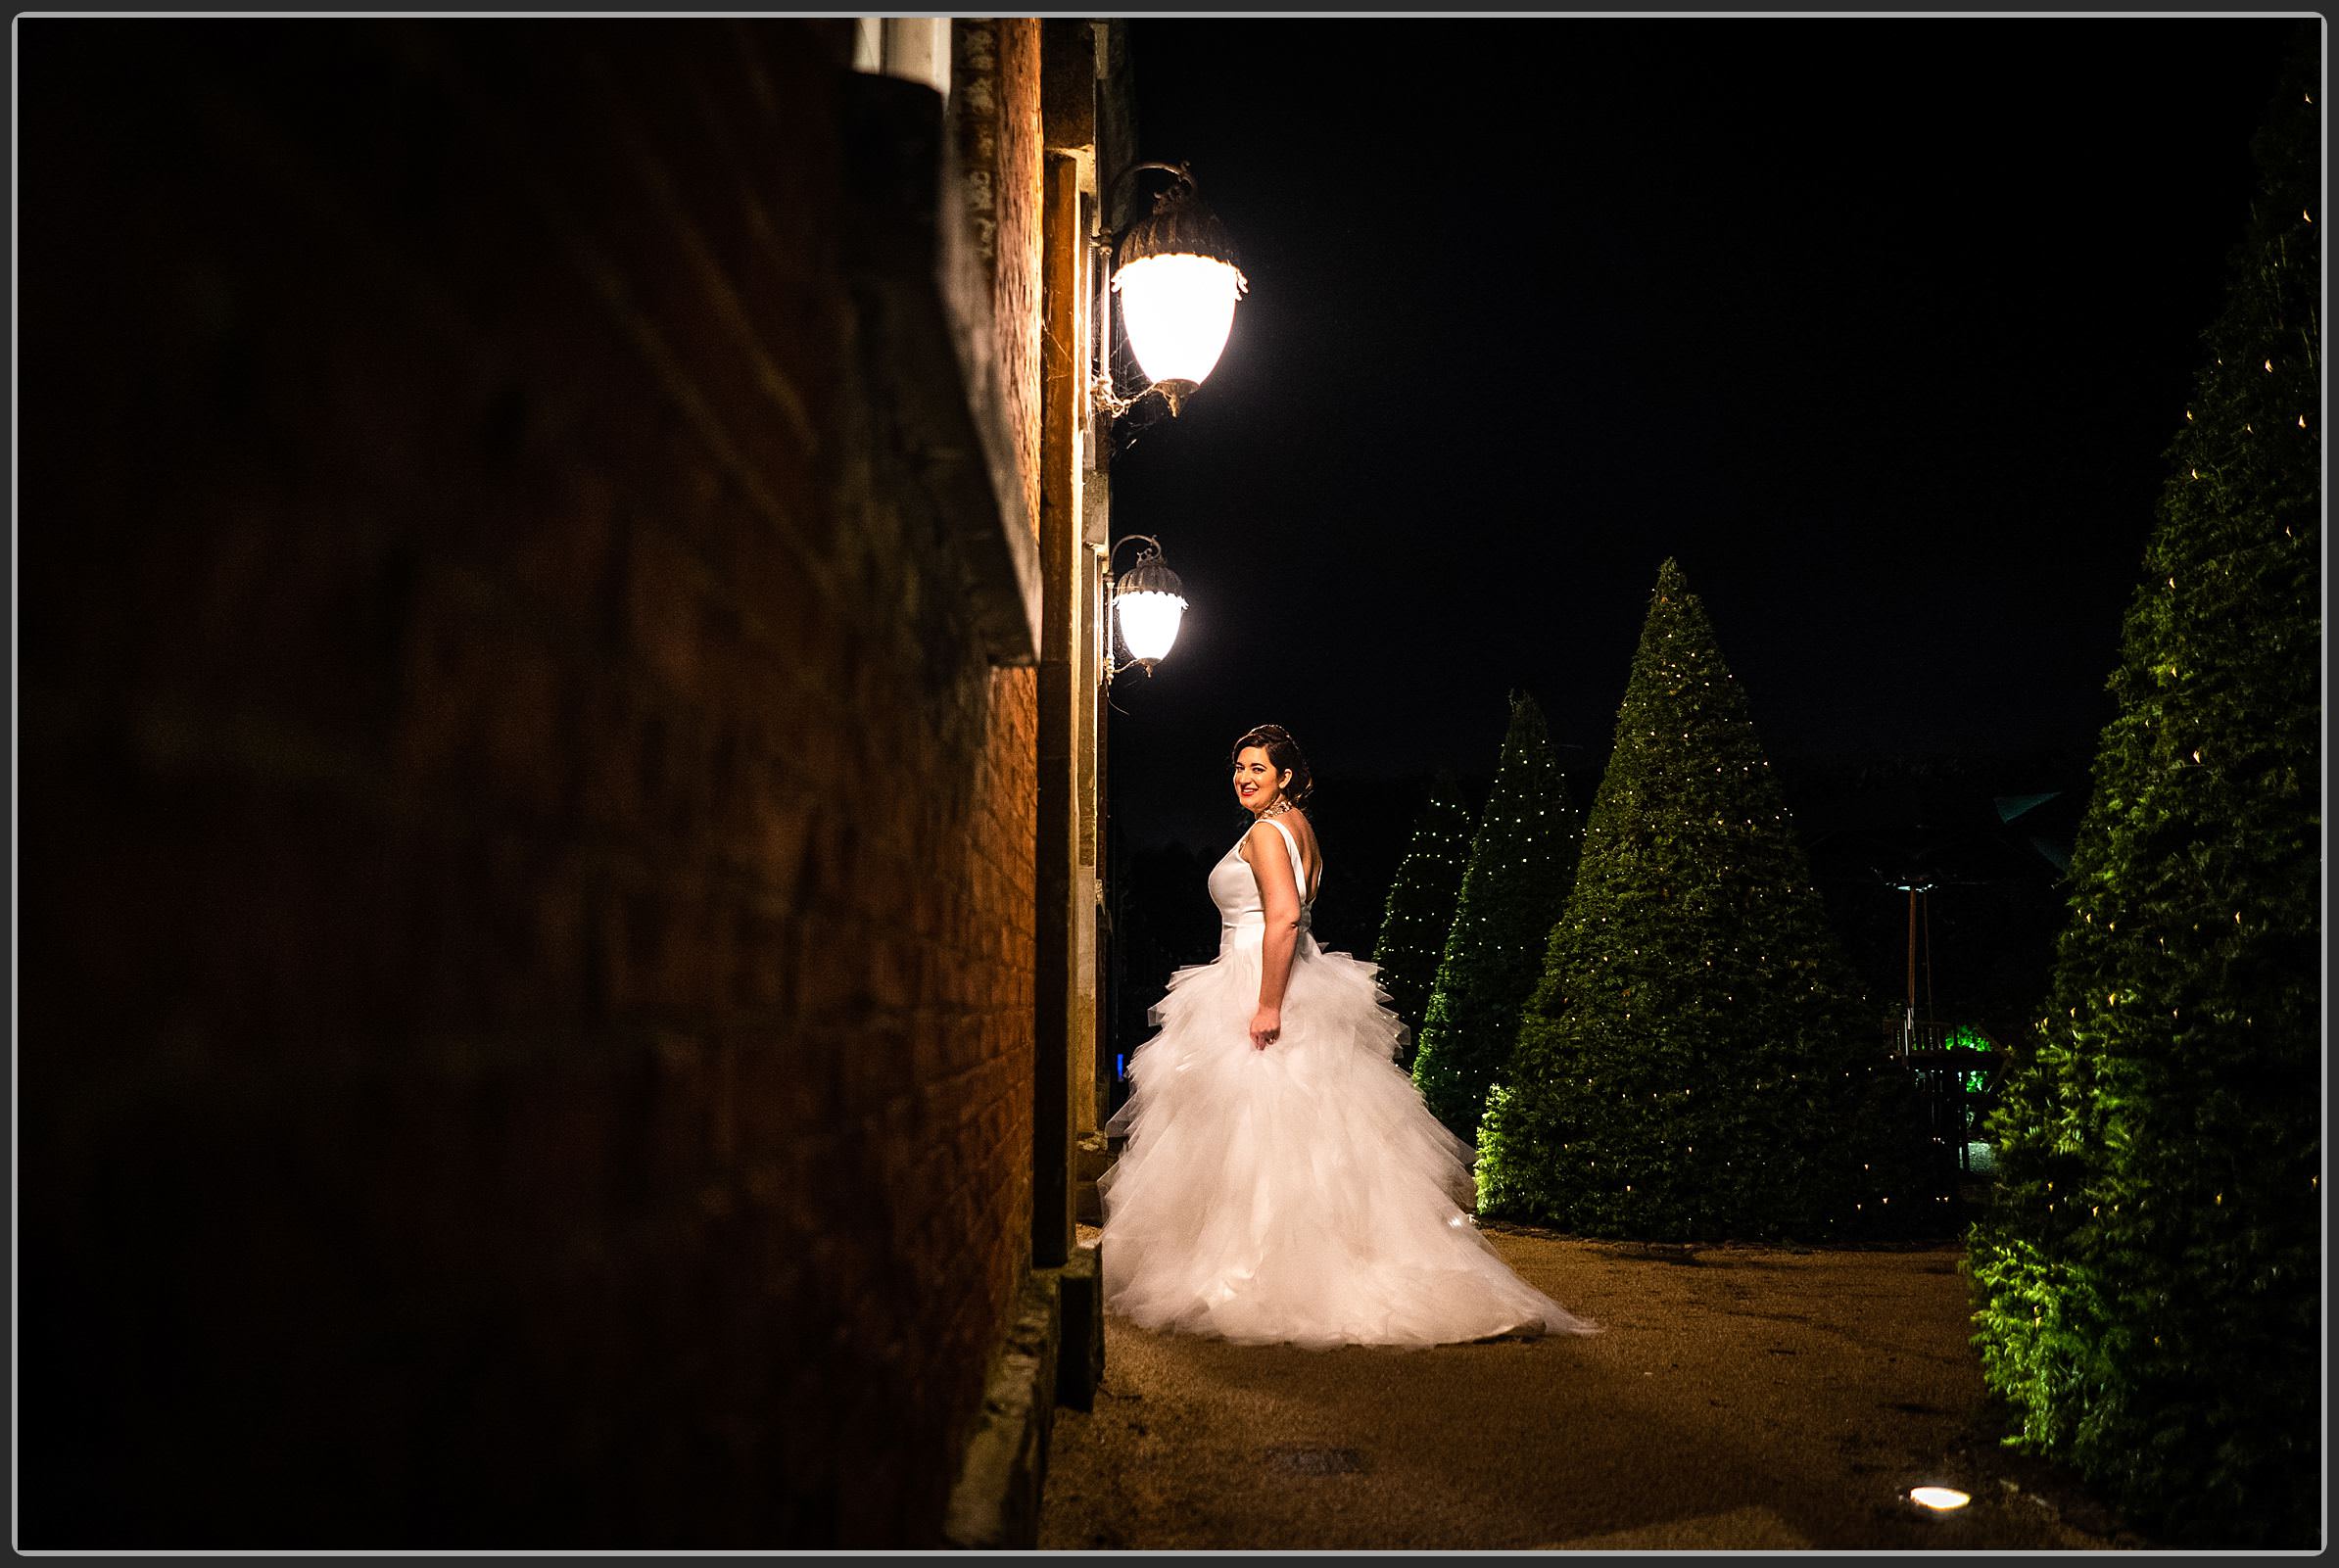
[1040,1223,2145,1551]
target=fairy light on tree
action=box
[1370,773,1476,1070]
[1476,559,1936,1242]
[1967,32,2319,1549]
[1410,691,1582,1140]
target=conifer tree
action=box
[1370,772,1475,1070]
[1410,693,1581,1140]
[1478,560,1936,1241]
[1967,37,2319,1547]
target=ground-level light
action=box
[1908,1486,1971,1511]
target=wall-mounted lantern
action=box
[1097,162,1248,418]
[1104,534,1187,681]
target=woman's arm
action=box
[1246,823,1303,1050]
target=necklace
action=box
[1259,797,1296,820]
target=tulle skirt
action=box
[1098,927,1597,1349]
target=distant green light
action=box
[1944,1024,1993,1092]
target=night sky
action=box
[1100,18,2310,862]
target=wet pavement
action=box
[1040,1222,2148,1552]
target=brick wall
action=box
[23,19,1037,1547]
[956,19,1045,538]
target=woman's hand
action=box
[1250,1005,1281,1051]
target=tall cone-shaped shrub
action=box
[1478,560,1935,1241]
[1371,772,1475,1070]
[1967,35,2320,1548]
[1410,692,1581,1140]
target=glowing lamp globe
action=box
[1114,254,1245,409]
[1111,168,1248,416]
[1113,547,1187,674]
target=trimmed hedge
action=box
[1479,560,1937,1241]
[1410,692,1582,1141]
[1370,772,1475,1071]
[1967,31,2321,1548]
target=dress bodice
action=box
[1211,816,1315,940]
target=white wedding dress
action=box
[1098,815,1596,1349]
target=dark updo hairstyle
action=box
[1230,723,1315,808]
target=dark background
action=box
[1096,18,2310,1069]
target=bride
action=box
[1098,724,1596,1349]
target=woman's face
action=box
[1232,746,1292,815]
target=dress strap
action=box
[1264,816,1314,905]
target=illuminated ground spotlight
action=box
[1908,1486,1972,1511]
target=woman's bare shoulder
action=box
[1241,817,1298,858]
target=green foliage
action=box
[1478,560,1940,1242]
[1370,772,1475,1070]
[1968,36,2320,1548]
[1410,692,1582,1140]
